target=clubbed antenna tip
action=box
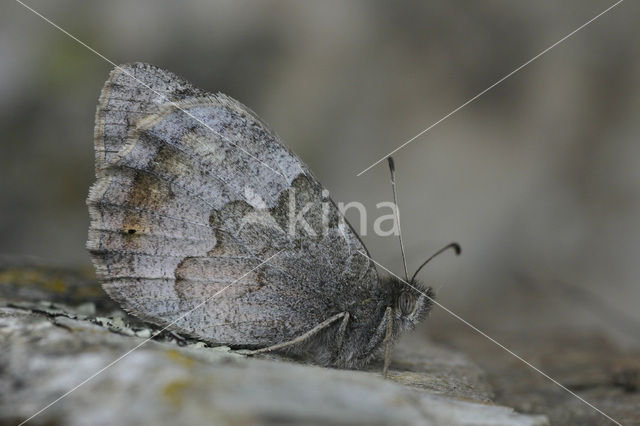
[387,157,395,173]
[410,242,461,283]
[451,242,462,255]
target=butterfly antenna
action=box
[387,157,409,282]
[410,242,461,283]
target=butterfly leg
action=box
[382,307,394,377]
[330,311,351,363]
[359,306,394,376]
[334,311,350,354]
[244,312,348,355]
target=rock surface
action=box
[0,264,550,425]
[433,327,640,425]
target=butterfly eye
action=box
[397,291,416,316]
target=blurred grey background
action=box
[1,1,639,348]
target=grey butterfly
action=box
[87,63,457,374]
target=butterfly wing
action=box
[88,63,378,346]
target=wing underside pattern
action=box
[88,63,377,346]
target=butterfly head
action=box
[385,276,435,330]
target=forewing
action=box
[88,63,378,345]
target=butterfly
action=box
[87,63,458,375]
